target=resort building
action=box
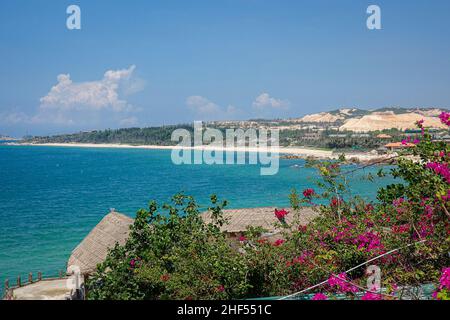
[376,134,392,139]
[384,142,416,151]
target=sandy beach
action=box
[8,142,395,162]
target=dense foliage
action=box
[86,115,450,300]
[24,121,437,151]
[26,125,193,146]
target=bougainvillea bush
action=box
[86,115,450,300]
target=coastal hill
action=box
[294,108,370,123]
[294,107,447,131]
[21,107,449,150]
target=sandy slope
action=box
[339,112,446,132]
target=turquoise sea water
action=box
[0,145,397,293]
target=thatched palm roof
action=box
[68,207,317,275]
[202,207,317,234]
[67,211,134,275]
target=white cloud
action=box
[1,66,143,128]
[186,96,242,120]
[225,105,240,115]
[40,65,139,112]
[252,92,290,111]
[186,96,222,115]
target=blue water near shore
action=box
[0,144,397,293]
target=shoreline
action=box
[5,142,394,162]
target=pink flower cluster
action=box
[216,285,225,292]
[327,273,359,293]
[274,209,289,221]
[426,162,450,184]
[392,197,405,207]
[285,251,313,267]
[361,291,383,300]
[433,267,450,300]
[439,268,450,289]
[442,190,450,201]
[439,112,450,126]
[414,209,435,239]
[330,197,343,208]
[402,136,420,145]
[353,231,384,253]
[303,188,315,198]
[391,223,410,234]
[130,258,141,268]
[328,218,384,255]
[273,239,285,247]
[312,293,327,300]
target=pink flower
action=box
[402,136,411,145]
[216,285,225,292]
[442,190,450,201]
[439,112,450,126]
[426,162,450,184]
[289,251,313,266]
[238,235,247,242]
[274,208,289,221]
[439,268,450,290]
[413,138,420,145]
[330,197,343,208]
[391,223,410,234]
[303,188,315,198]
[273,239,285,246]
[327,273,359,293]
[312,293,327,300]
[432,268,450,300]
[393,197,405,207]
[353,231,384,253]
[130,258,140,268]
[361,291,382,300]
[424,204,433,216]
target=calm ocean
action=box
[0,145,396,293]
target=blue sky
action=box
[1,0,450,137]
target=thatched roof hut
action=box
[68,207,317,275]
[202,207,317,237]
[67,211,134,275]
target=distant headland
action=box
[10,107,448,163]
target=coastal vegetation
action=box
[24,125,193,146]
[86,113,450,300]
[22,107,449,152]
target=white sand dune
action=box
[340,112,446,132]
